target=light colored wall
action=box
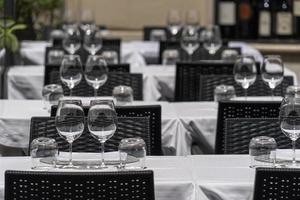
[65,0,214,30]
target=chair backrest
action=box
[29,116,158,155]
[48,71,143,100]
[44,63,130,85]
[199,75,294,101]
[224,118,294,154]
[5,170,155,200]
[50,105,163,155]
[215,101,281,154]
[175,61,259,101]
[143,26,167,41]
[253,167,300,200]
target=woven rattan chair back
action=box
[48,71,143,100]
[5,170,155,200]
[199,75,294,101]
[29,116,155,155]
[224,118,294,154]
[50,105,162,155]
[215,101,281,154]
[253,168,300,200]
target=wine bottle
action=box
[217,0,237,39]
[237,0,255,39]
[294,0,300,37]
[257,0,272,39]
[273,0,293,39]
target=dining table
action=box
[0,100,218,156]
[0,155,256,200]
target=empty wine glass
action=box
[55,100,85,168]
[80,9,96,33]
[83,30,103,55]
[167,9,182,41]
[201,25,222,55]
[180,26,200,61]
[63,26,81,55]
[233,55,257,99]
[85,55,108,97]
[262,55,284,97]
[280,97,300,166]
[88,100,117,168]
[185,9,199,27]
[60,55,83,96]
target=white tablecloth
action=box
[0,155,255,200]
[0,100,218,156]
[6,64,298,101]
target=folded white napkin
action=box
[231,96,282,101]
[62,96,116,106]
[275,149,300,161]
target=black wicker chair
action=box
[29,116,157,155]
[50,105,163,155]
[48,71,143,100]
[5,170,155,200]
[215,101,281,154]
[199,75,294,101]
[175,61,260,101]
[253,167,300,200]
[44,63,130,85]
[143,26,167,41]
[224,118,295,154]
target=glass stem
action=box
[94,88,97,97]
[271,88,274,100]
[100,141,106,168]
[292,140,296,165]
[244,89,247,100]
[70,88,73,97]
[69,142,73,166]
[188,53,192,62]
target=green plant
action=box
[0,19,26,52]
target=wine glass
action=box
[280,97,300,166]
[55,100,85,168]
[201,25,222,55]
[80,9,96,33]
[85,55,108,97]
[233,55,257,99]
[63,26,81,55]
[261,55,284,97]
[88,100,117,168]
[83,30,103,55]
[185,9,199,27]
[167,9,182,41]
[60,55,83,96]
[180,26,200,61]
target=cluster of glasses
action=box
[31,99,146,170]
[233,55,284,99]
[249,97,300,168]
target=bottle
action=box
[257,0,272,39]
[294,0,300,37]
[237,0,255,39]
[217,0,237,39]
[273,0,293,39]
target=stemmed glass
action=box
[261,55,284,97]
[185,9,199,27]
[85,55,108,97]
[63,26,81,55]
[88,100,118,169]
[83,30,103,55]
[180,26,200,61]
[233,55,257,99]
[201,25,222,55]
[167,9,182,41]
[60,55,83,96]
[80,9,96,33]
[55,100,85,168]
[280,97,300,166]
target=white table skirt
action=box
[0,155,255,200]
[0,100,218,156]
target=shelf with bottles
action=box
[214,0,300,41]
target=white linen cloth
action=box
[6,64,298,101]
[0,100,216,156]
[0,155,255,200]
